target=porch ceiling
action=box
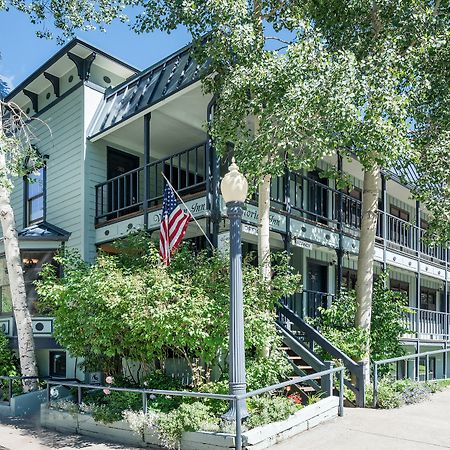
[98,84,210,158]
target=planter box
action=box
[40,396,339,449]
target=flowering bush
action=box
[368,378,450,409]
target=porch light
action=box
[220,158,248,204]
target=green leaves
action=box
[311,272,410,363]
[35,233,301,377]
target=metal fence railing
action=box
[372,348,450,408]
[46,366,345,450]
[0,375,81,405]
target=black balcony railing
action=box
[95,143,207,223]
[282,289,335,320]
[95,155,448,264]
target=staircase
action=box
[277,304,365,407]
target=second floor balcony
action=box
[94,144,449,267]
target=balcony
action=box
[403,308,450,341]
[95,153,448,268]
[95,143,207,224]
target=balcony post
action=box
[206,97,220,248]
[381,174,387,273]
[415,200,421,369]
[445,248,449,339]
[336,153,344,293]
[143,113,151,230]
[284,165,291,256]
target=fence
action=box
[372,348,450,408]
[46,366,345,450]
[0,376,81,405]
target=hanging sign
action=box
[292,238,313,250]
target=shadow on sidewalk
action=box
[0,415,138,449]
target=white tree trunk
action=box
[258,175,272,283]
[355,164,381,386]
[0,148,38,390]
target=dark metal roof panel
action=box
[18,221,71,241]
[88,46,205,138]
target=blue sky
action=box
[0,8,191,90]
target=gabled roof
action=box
[88,44,206,139]
[5,38,139,105]
[18,221,71,241]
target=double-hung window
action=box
[25,166,45,225]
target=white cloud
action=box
[0,73,15,90]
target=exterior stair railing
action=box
[278,304,366,407]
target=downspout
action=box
[336,153,344,293]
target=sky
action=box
[0,8,192,90]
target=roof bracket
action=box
[43,72,60,97]
[23,89,38,113]
[68,52,96,81]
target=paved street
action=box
[1,389,450,449]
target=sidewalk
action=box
[274,388,450,449]
[0,415,139,450]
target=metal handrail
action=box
[0,375,82,405]
[277,304,365,407]
[45,366,345,450]
[372,348,450,408]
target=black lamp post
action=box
[221,158,249,420]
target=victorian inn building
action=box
[0,39,449,384]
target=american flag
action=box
[159,184,191,265]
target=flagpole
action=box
[161,172,215,249]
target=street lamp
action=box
[221,158,249,421]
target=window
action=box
[22,250,58,313]
[49,351,66,378]
[420,287,437,311]
[390,205,410,222]
[390,279,409,299]
[25,166,45,225]
[342,268,358,290]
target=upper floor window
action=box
[390,205,410,222]
[25,166,46,226]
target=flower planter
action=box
[41,396,339,449]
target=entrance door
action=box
[306,260,328,318]
[107,148,140,218]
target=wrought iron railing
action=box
[283,290,335,320]
[95,143,207,223]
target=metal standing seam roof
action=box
[18,221,71,241]
[88,44,206,139]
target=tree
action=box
[36,237,301,383]
[0,102,43,388]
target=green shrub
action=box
[245,349,293,391]
[368,377,449,409]
[246,395,299,429]
[156,402,214,449]
[0,331,18,376]
[92,391,141,423]
[311,273,410,367]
